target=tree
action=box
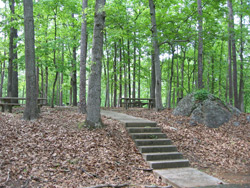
[79,0,88,113]
[227,0,238,108]
[8,0,18,103]
[86,0,106,127]
[23,0,39,120]
[149,0,163,111]
[197,0,203,89]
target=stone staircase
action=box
[125,121,190,170]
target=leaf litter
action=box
[0,107,166,188]
[117,108,250,184]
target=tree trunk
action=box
[138,47,141,98]
[0,60,5,97]
[228,37,233,104]
[150,49,155,100]
[149,0,163,111]
[86,0,106,127]
[168,46,175,109]
[8,0,19,102]
[127,39,131,98]
[176,46,179,101]
[197,0,203,89]
[211,56,215,94]
[60,44,64,106]
[51,10,58,108]
[227,0,238,108]
[104,32,110,107]
[133,32,136,99]
[181,46,186,99]
[79,0,88,113]
[23,0,39,120]
[119,39,123,101]
[219,42,223,98]
[71,14,77,106]
[113,42,117,107]
[239,2,244,111]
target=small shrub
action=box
[194,89,210,101]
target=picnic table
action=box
[0,97,47,113]
[119,98,155,109]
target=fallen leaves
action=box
[0,107,165,188]
[117,108,250,184]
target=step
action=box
[142,152,183,161]
[135,139,172,146]
[127,127,161,133]
[148,159,189,169]
[139,145,177,153]
[125,121,157,128]
[130,133,167,140]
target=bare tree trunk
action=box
[138,47,141,98]
[176,46,179,101]
[60,44,64,106]
[127,39,131,98]
[0,60,5,97]
[79,0,88,113]
[113,42,117,107]
[23,0,39,120]
[150,49,155,100]
[227,0,238,108]
[123,39,127,98]
[228,37,233,104]
[133,32,136,99]
[239,2,244,111]
[149,0,163,111]
[71,14,77,106]
[197,0,203,89]
[37,66,39,97]
[168,46,175,109]
[51,10,58,108]
[119,39,122,101]
[86,0,106,127]
[211,56,215,94]
[219,42,223,98]
[181,46,186,99]
[104,32,110,107]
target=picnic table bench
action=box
[0,97,47,113]
[119,98,155,109]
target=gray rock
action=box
[173,92,241,128]
[233,122,240,127]
[247,116,250,123]
[189,120,198,126]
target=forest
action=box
[0,0,250,115]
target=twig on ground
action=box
[5,169,10,183]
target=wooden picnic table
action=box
[119,98,155,109]
[0,97,47,113]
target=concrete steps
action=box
[101,110,225,187]
[126,122,190,170]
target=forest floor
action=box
[0,106,249,188]
[114,107,250,185]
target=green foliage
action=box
[194,89,210,102]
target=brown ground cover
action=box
[116,108,250,184]
[0,107,166,188]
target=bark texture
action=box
[197,0,203,89]
[86,0,106,127]
[79,0,88,113]
[227,0,238,108]
[23,0,39,120]
[149,0,163,111]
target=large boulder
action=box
[173,92,241,128]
